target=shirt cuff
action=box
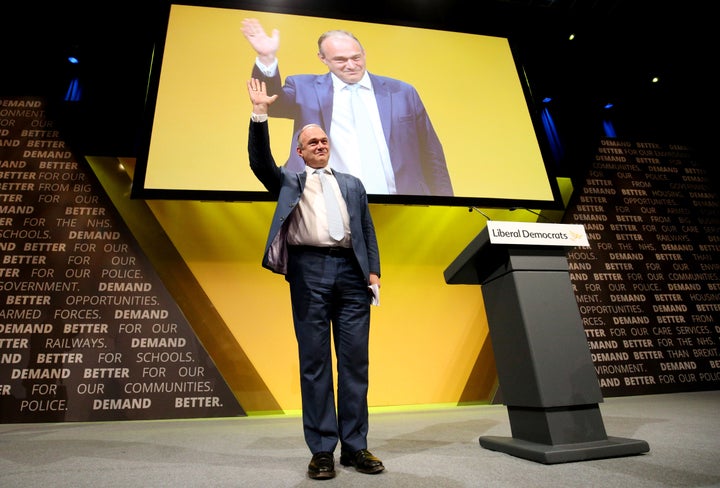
[251,113,268,123]
[255,57,278,76]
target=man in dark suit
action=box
[241,18,453,197]
[247,77,384,480]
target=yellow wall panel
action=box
[145,199,497,410]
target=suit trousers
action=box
[286,246,371,454]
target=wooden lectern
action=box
[444,223,649,464]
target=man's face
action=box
[318,35,366,84]
[296,125,330,169]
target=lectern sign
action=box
[487,221,589,247]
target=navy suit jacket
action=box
[248,120,380,282]
[253,66,454,196]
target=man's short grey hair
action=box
[317,30,364,56]
[297,123,323,148]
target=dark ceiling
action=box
[2,0,713,179]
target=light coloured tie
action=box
[316,169,344,241]
[349,84,390,194]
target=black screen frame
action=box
[131,0,564,210]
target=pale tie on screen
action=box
[349,84,390,193]
[316,169,344,241]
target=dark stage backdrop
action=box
[565,137,720,396]
[0,96,244,422]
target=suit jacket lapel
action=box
[298,169,308,191]
[315,74,334,129]
[369,74,391,145]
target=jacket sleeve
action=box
[248,120,282,197]
[357,182,381,277]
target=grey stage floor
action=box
[1,390,719,487]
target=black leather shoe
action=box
[308,452,335,480]
[340,449,385,474]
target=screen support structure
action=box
[444,227,649,464]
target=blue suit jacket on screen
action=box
[253,67,454,196]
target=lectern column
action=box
[481,248,607,442]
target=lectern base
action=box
[479,435,650,464]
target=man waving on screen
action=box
[241,18,454,197]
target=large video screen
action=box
[132,1,563,208]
